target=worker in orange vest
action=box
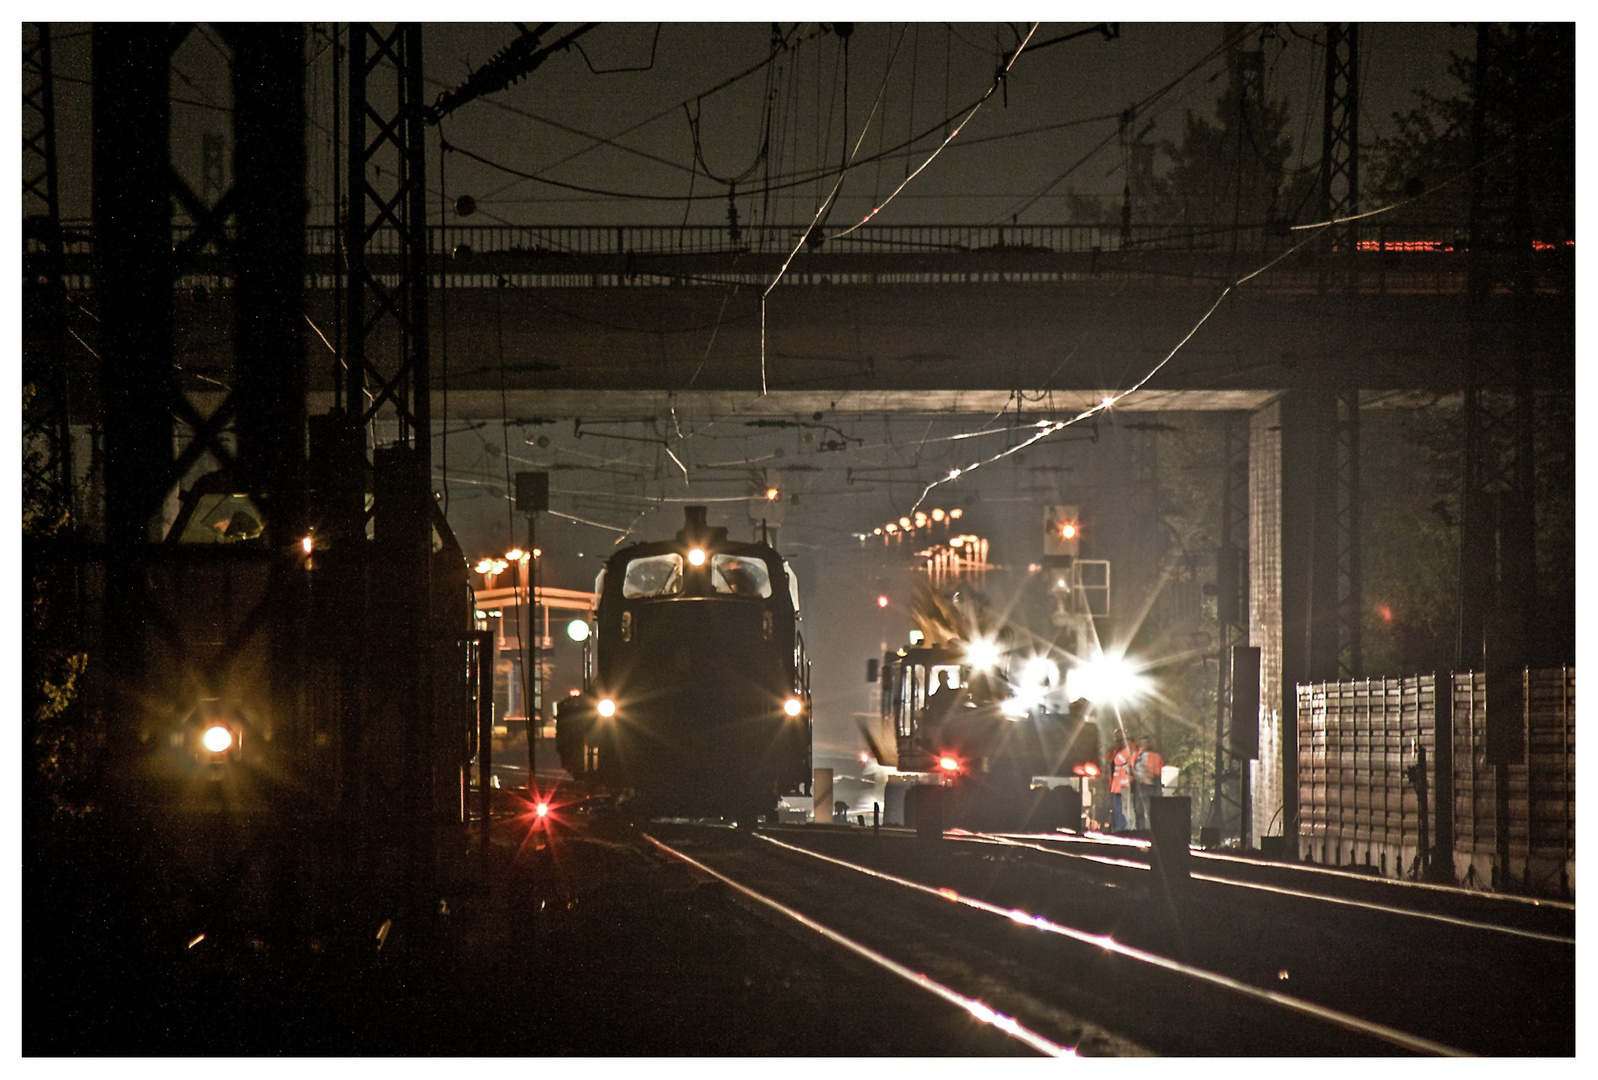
[1110,734,1134,832]
[1132,735,1165,830]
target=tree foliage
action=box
[23,382,97,821]
[1145,32,1316,229]
[1367,23,1575,239]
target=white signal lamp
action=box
[201,723,235,755]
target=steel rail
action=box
[956,830,1575,945]
[640,832,1075,1057]
[1194,849,1578,912]
[754,832,1469,1057]
[1186,873,1577,946]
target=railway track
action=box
[643,821,1544,1056]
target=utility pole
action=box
[517,473,550,790]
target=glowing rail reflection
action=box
[642,833,1074,1057]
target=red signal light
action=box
[535,801,550,819]
[938,755,961,773]
[876,595,889,608]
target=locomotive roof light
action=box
[783,696,804,717]
[687,547,707,567]
[596,697,617,718]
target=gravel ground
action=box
[26,808,1036,1056]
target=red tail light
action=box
[938,755,961,773]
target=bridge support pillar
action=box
[1250,391,1342,861]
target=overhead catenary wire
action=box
[759,26,909,393]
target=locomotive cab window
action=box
[622,553,683,598]
[174,493,264,544]
[710,554,771,597]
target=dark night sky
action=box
[36,18,1479,228]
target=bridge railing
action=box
[36,220,1572,295]
[304,221,1478,258]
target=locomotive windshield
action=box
[622,553,683,598]
[172,492,264,544]
[710,554,771,597]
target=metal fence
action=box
[1296,668,1574,898]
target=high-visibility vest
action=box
[1111,746,1133,793]
[1135,749,1164,785]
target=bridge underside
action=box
[157,280,1571,420]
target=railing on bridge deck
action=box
[32,220,1574,296]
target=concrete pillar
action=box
[1253,391,1341,858]
[812,767,833,825]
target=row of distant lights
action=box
[869,507,962,541]
[474,548,541,577]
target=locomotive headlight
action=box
[1000,696,1032,720]
[596,697,617,718]
[687,547,706,567]
[201,723,235,754]
[783,696,804,718]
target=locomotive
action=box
[868,603,1102,833]
[132,448,482,938]
[556,506,813,824]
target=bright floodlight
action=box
[597,697,617,718]
[1020,655,1058,688]
[201,724,234,754]
[784,697,803,717]
[964,635,1002,673]
[1065,652,1150,707]
[566,619,590,642]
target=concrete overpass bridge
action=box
[51,220,1574,406]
